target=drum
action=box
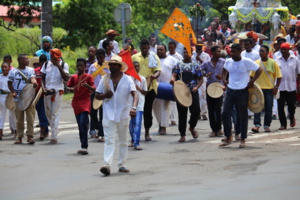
[93,97,103,110]
[156,82,175,101]
[207,82,224,98]
[5,92,15,110]
[173,80,192,107]
[248,84,265,113]
[17,83,35,111]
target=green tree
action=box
[281,0,300,15]
[53,0,121,48]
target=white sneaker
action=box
[77,148,88,155]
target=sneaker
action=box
[100,165,111,175]
[77,148,88,155]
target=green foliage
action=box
[53,0,121,48]
[281,0,300,15]
[61,46,87,74]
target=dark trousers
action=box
[35,97,49,134]
[277,91,296,127]
[143,89,156,129]
[206,92,223,132]
[176,91,200,137]
[254,89,273,128]
[90,92,104,137]
[76,111,89,149]
[222,88,248,139]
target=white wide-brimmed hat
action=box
[28,56,40,68]
[103,55,128,72]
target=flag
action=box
[119,50,141,82]
[160,8,195,56]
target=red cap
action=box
[280,43,291,50]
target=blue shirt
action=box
[36,49,51,60]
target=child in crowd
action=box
[129,61,147,150]
[67,58,95,155]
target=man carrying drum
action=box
[199,46,225,137]
[171,48,202,142]
[220,44,262,148]
[153,44,178,135]
[8,54,38,144]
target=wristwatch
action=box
[132,107,137,110]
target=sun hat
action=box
[28,57,40,68]
[106,29,120,36]
[103,55,128,72]
[248,84,265,113]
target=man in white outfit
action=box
[153,44,178,135]
[41,49,69,144]
[192,40,210,120]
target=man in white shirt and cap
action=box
[98,29,120,54]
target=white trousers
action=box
[102,118,129,168]
[273,98,277,115]
[9,109,16,131]
[153,98,171,127]
[0,95,7,129]
[169,102,177,122]
[44,92,62,139]
[198,79,208,116]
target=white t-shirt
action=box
[8,67,36,101]
[224,57,259,90]
[158,56,178,83]
[167,51,183,62]
[98,39,120,54]
[130,75,147,111]
[253,44,261,53]
[192,51,211,65]
[149,45,157,54]
[41,61,69,91]
[96,73,136,122]
[241,50,260,61]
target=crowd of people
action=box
[1,16,300,175]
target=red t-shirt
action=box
[67,73,95,115]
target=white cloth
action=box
[7,67,35,101]
[169,102,177,122]
[285,35,295,44]
[158,56,177,83]
[149,45,157,54]
[130,75,147,111]
[0,95,7,129]
[44,91,63,139]
[253,44,261,53]
[104,53,116,61]
[167,51,183,62]
[192,51,211,65]
[0,74,10,92]
[96,74,136,123]
[275,54,300,92]
[272,98,277,115]
[102,118,129,168]
[148,52,158,68]
[198,78,208,116]
[41,61,69,91]
[98,39,120,54]
[241,50,260,61]
[273,50,295,60]
[153,98,171,127]
[9,109,16,131]
[88,64,110,87]
[224,57,259,89]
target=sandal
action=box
[178,137,186,142]
[128,142,134,147]
[264,127,271,132]
[239,139,246,148]
[278,126,286,130]
[145,136,152,141]
[134,146,142,150]
[219,137,232,147]
[27,137,35,144]
[119,167,130,173]
[251,127,259,133]
[189,127,199,139]
[14,138,22,144]
[235,134,241,142]
[209,132,217,137]
[290,119,296,127]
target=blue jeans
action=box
[222,88,248,139]
[129,111,143,147]
[254,89,273,128]
[35,97,49,134]
[75,111,89,149]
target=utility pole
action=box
[41,0,53,41]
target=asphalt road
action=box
[0,100,299,200]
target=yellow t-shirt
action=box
[250,59,282,89]
[132,52,161,93]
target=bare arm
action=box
[130,90,138,118]
[150,70,160,81]
[248,67,262,88]
[8,81,16,97]
[222,68,228,88]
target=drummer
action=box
[199,45,225,137]
[153,44,178,135]
[250,45,282,133]
[220,44,262,148]
[171,48,202,142]
[8,54,38,144]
